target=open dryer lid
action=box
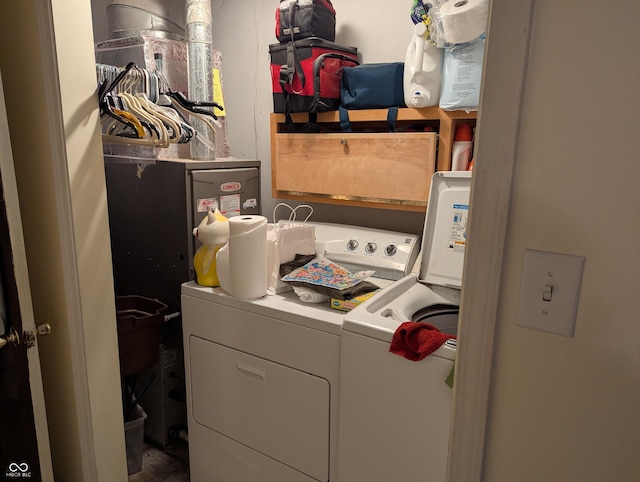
[417,171,472,289]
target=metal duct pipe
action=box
[186,0,215,159]
[107,0,185,39]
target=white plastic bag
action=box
[266,203,316,294]
[439,39,485,112]
[427,0,488,48]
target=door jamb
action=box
[447,1,535,481]
[34,1,98,479]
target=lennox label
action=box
[220,181,241,192]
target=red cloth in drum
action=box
[389,322,456,362]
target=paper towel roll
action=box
[216,215,268,299]
[439,0,487,45]
[216,243,231,293]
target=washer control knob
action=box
[385,244,397,256]
[347,239,359,251]
[365,242,377,254]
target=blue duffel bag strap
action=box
[387,106,398,132]
[339,106,352,132]
[339,106,399,133]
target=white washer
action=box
[181,222,420,482]
[338,171,472,482]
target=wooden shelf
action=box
[270,107,477,211]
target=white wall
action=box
[208,0,410,158]
[481,1,640,480]
[210,0,426,232]
[91,0,428,234]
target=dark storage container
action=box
[116,295,167,376]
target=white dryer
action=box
[338,171,472,482]
[181,222,420,482]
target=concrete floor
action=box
[128,441,189,482]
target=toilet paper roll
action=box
[439,0,487,46]
[216,215,268,299]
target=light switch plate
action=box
[516,249,585,337]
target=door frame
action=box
[33,1,100,479]
[36,0,98,481]
[5,0,535,479]
[447,1,534,481]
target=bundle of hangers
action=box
[96,62,223,149]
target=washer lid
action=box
[418,171,472,289]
